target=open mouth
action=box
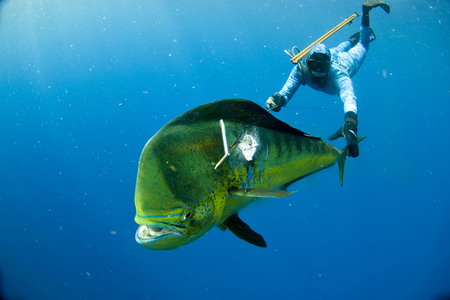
[135,224,182,243]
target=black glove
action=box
[265,93,286,112]
[328,111,359,157]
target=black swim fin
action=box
[348,28,376,46]
[221,214,267,248]
[363,0,391,14]
[348,32,360,46]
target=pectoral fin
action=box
[230,188,295,198]
[221,214,267,248]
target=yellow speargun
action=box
[288,13,359,64]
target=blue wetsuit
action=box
[278,26,372,114]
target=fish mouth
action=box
[135,224,183,244]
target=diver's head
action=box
[306,43,331,78]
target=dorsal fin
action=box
[222,213,267,248]
[168,99,320,140]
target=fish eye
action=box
[181,211,193,221]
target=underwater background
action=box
[1,0,449,299]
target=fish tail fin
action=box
[338,136,366,186]
[338,149,347,186]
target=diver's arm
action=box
[328,73,359,157]
[279,64,303,103]
[336,74,357,114]
[266,64,304,112]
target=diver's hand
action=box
[328,111,359,157]
[265,93,286,112]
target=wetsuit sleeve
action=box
[278,64,304,103]
[335,72,357,114]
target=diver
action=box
[265,0,390,157]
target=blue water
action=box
[1,1,449,299]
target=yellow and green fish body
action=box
[134,99,347,250]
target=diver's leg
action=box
[344,26,373,76]
[347,29,376,47]
[343,1,390,76]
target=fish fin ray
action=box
[222,214,267,248]
[216,223,227,231]
[230,188,295,198]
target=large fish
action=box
[134,99,358,250]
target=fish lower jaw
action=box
[136,224,182,243]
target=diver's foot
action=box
[363,0,390,14]
[369,28,376,42]
[348,28,376,46]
